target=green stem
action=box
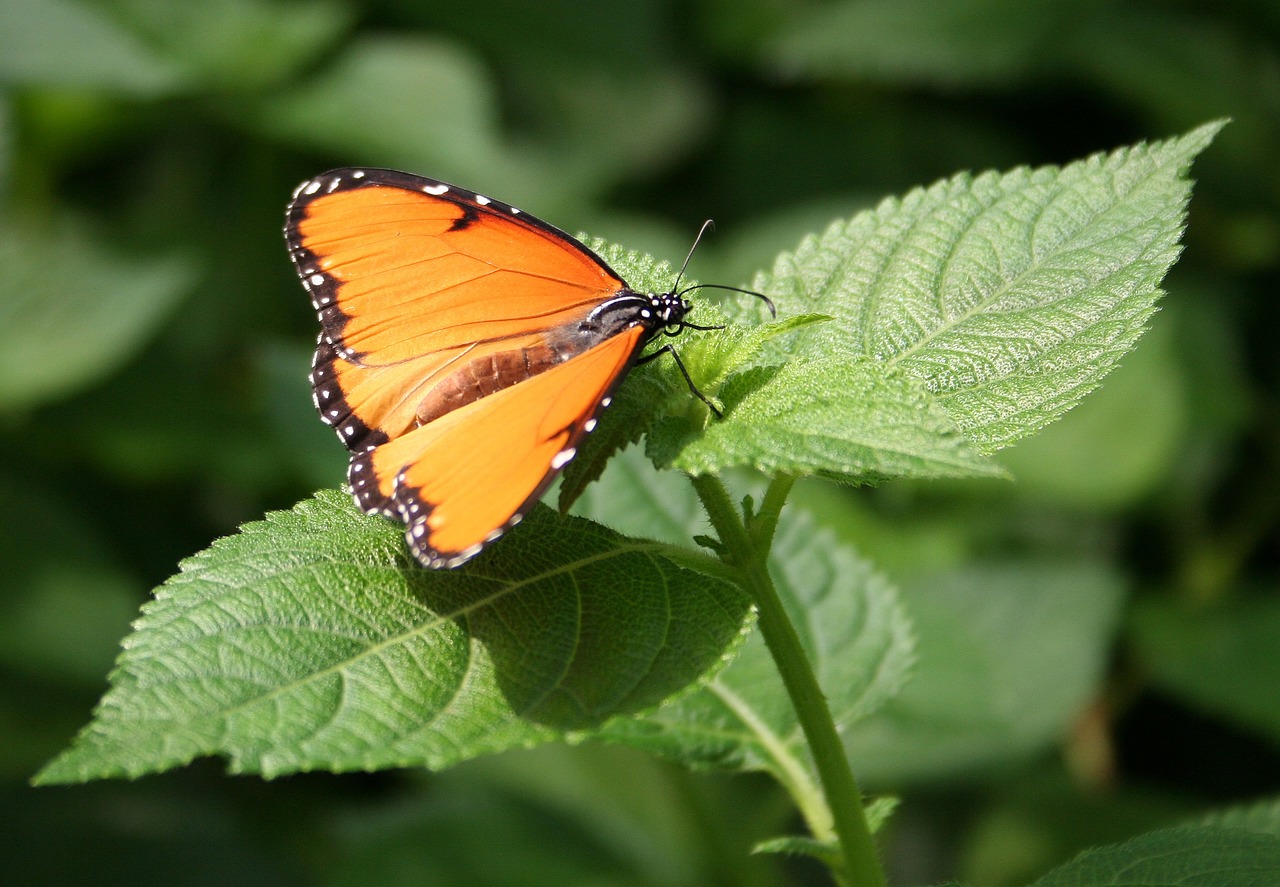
[689,473,887,887]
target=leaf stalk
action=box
[689,473,887,887]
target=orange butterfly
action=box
[285,168,762,568]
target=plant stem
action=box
[690,473,887,887]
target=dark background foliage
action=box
[2,1,1277,885]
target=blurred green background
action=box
[2,1,1278,885]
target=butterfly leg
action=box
[637,345,723,419]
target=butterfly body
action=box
[285,168,695,568]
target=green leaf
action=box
[843,561,1126,787]
[0,216,196,411]
[991,315,1187,509]
[672,356,1004,481]
[745,122,1222,452]
[1131,595,1280,746]
[599,504,914,781]
[35,491,749,783]
[1027,827,1280,887]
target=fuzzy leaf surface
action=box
[38,492,749,783]
[742,122,1222,451]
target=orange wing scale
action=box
[285,168,661,568]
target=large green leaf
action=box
[742,122,1221,452]
[36,492,749,783]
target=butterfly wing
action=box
[285,168,648,566]
[357,325,646,567]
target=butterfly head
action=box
[648,290,693,335]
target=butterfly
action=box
[285,168,769,569]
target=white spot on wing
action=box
[475,195,491,205]
[303,180,321,195]
[424,183,449,195]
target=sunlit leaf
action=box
[672,356,1003,481]
[37,491,749,783]
[743,122,1222,452]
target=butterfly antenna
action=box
[678,282,777,318]
[672,219,716,294]
[673,219,777,318]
